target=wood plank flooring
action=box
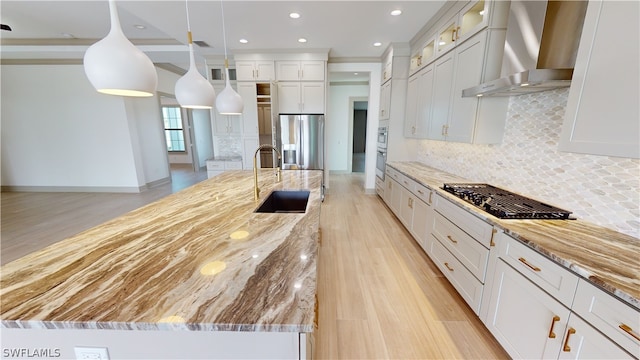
[316,174,508,359]
[1,170,507,359]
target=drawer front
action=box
[413,183,433,205]
[206,161,225,171]
[388,168,402,184]
[224,161,243,170]
[434,194,495,248]
[432,211,489,282]
[572,280,640,357]
[375,177,384,197]
[399,176,416,193]
[385,167,397,180]
[430,236,483,315]
[499,233,579,307]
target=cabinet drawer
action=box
[206,161,224,171]
[432,211,489,282]
[224,161,243,170]
[413,183,433,205]
[434,194,495,248]
[499,233,579,307]
[399,176,416,193]
[430,236,483,314]
[385,167,397,179]
[572,280,640,358]
[375,177,384,197]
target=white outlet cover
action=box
[74,347,110,360]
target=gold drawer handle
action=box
[620,324,640,342]
[444,262,454,272]
[518,257,541,272]
[446,235,458,244]
[563,328,576,352]
[548,315,561,338]
[417,190,424,195]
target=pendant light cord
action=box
[220,1,229,63]
[185,0,191,32]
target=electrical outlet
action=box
[74,347,109,360]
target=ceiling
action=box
[0,0,446,78]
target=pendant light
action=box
[215,1,244,115]
[84,0,157,97]
[175,0,216,109]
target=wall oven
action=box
[376,126,388,180]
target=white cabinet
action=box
[410,37,436,76]
[404,64,434,138]
[276,61,325,81]
[235,60,274,82]
[237,83,259,137]
[428,51,455,141]
[214,114,241,135]
[435,0,490,56]
[560,0,640,158]
[485,259,572,359]
[277,82,324,113]
[242,137,260,170]
[206,159,243,178]
[571,280,640,358]
[410,186,433,252]
[558,313,633,360]
[379,81,391,120]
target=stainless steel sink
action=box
[254,190,310,214]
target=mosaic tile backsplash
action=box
[215,136,242,158]
[416,88,640,239]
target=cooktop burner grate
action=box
[442,183,573,220]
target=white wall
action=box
[192,109,214,168]
[416,88,640,239]
[327,62,382,190]
[1,64,173,192]
[326,84,369,171]
[1,64,141,191]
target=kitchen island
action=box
[1,170,322,359]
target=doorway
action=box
[352,101,368,173]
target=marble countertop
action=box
[387,161,640,309]
[207,156,243,162]
[1,170,323,332]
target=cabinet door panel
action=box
[411,197,431,252]
[558,314,634,360]
[276,61,301,81]
[486,260,569,359]
[416,65,435,138]
[301,82,324,113]
[404,74,419,137]
[428,53,454,140]
[447,32,486,143]
[277,83,301,113]
[237,83,259,136]
[300,61,325,81]
[236,61,257,81]
[255,61,274,81]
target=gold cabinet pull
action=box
[314,294,319,329]
[408,197,413,209]
[562,328,576,352]
[451,28,456,42]
[518,257,541,272]
[548,315,561,338]
[446,235,458,244]
[490,228,497,247]
[444,262,454,271]
[620,324,640,342]
[417,189,424,195]
[429,191,433,204]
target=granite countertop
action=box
[387,161,640,309]
[1,170,323,332]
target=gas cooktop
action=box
[442,183,573,220]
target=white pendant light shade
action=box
[175,43,216,109]
[83,0,157,97]
[216,68,244,115]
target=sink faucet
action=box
[253,144,282,201]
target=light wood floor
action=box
[316,174,507,359]
[1,170,507,359]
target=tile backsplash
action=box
[417,88,640,239]
[215,136,242,158]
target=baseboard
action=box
[364,188,377,195]
[1,185,143,193]
[145,176,171,189]
[328,170,351,174]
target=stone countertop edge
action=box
[386,161,640,310]
[0,170,323,332]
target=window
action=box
[162,106,186,152]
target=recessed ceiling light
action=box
[354,73,359,75]
[289,12,301,19]
[373,42,382,47]
[239,38,248,44]
[298,38,307,43]
[390,9,402,16]
[61,32,75,38]
[133,24,146,30]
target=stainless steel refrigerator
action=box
[275,114,324,171]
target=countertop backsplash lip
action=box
[386,161,640,310]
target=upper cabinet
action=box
[405,0,510,144]
[436,0,489,56]
[276,60,325,81]
[235,61,275,82]
[559,0,640,159]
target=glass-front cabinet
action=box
[435,0,488,55]
[410,37,436,75]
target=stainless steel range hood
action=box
[463,0,588,97]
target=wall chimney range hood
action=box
[463,0,588,97]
